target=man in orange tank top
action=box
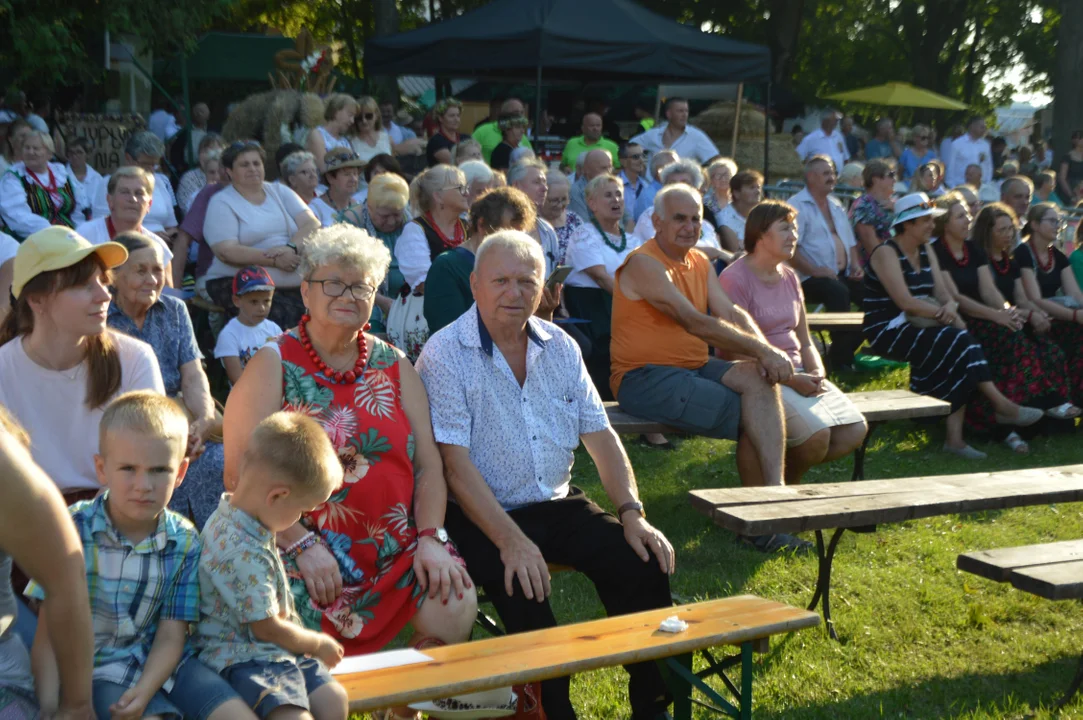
[612,185,811,554]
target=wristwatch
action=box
[617,501,645,523]
[418,527,450,543]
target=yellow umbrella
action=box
[826,82,968,110]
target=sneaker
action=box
[738,533,814,555]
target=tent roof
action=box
[825,82,968,110]
[365,0,770,84]
[158,33,296,82]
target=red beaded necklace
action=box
[948,240,969,268]
[424,213,465,249]
[1034,243,1055,273]
[991,251,1013,276]
[297,314,370,384]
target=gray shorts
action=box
[616,359,741,440]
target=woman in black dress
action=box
[864,193,1043,459]
[489,114,529,171]
[1056,130,1083,205]
[933,197,1079,453]
[1015,202,1083,400]
[426,98,462,167]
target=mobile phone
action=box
[545,265,573,291]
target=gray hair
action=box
[300,224,391,286]
[507,159,546,186]
[660,159,704,188]
[474,230,545,276]
[509,147,536,166]
[107,166,156,195]
[124,130,164,160]
[459,160,493,187]
[648,149,679,181]
[584,173,621,202]
[451,137,482,165]
[706,157,738,180]
[545,169,570,189]
[281,151,316,179]
[653,184,703,217]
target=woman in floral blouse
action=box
[849,158,897,263]
[223,225,476,674]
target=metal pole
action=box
[763,81,771,179]
[730,82,744,157]
[534,64,543,140]
[180,52,193,167]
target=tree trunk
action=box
[765,0,805,87]
[1052,0,1083,163]
[371,0,400,101]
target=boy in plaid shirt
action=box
[27,391,255,720]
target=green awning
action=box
[158,33,296,82]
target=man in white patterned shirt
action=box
[416,230,675,720]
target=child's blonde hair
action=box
[244,412,344,495]
[99,391,189,458]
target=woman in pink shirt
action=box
[719,200,867,483]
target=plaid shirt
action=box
[25,493,201,690]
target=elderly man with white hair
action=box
[568,148,614,220]
[632,160,727,264]
[416,230,676,720]
[795,109,850,172]
[612,184,808,552]
[508,159,562,269]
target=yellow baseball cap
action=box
[12,226,128,300]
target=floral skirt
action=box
[965,319,1072,432]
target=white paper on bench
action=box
[330,648,433,676]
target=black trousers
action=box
[802,272,865,367]
[445,488,673,720]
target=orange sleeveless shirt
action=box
[610,238,711,396]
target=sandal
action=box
[1045,403,1082,421]
[995,405,1044,427]
[1002,431,1030,455]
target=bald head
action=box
[582,113,603,142]
[583,149,613,180]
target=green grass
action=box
[357,366,1083,719]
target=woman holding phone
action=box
[720,200,867,483]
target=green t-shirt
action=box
[561,136,620,170]
[423,247,476,334]
[473,122,533,164]
[1070,247,1083,291]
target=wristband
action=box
[285,531,320,560]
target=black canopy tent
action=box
[365,0,772,169]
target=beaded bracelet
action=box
[284,531,320,560]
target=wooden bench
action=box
[339,595,820,720]
[958,540,1083,709]
[690,465,1083,641]
[606,389,950,480]
[805,311,864,333]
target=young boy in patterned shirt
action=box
[196,412,348,720]
[27,391,254,720]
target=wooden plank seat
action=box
[805,311,865,332]
[340,595,820,720]
[690,465,1083,641]
[958,540,1083,709]
[606,389,950,480]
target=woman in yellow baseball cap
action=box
[0,226,165,502]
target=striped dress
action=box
[863,240,992,411]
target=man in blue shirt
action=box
[864,117,901,160]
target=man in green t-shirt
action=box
[561,113,620,171]
[473,97,533,163]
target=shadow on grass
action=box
[751,654,1083,720]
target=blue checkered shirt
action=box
[25,493,202,690]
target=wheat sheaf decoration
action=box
[271,29,336,95]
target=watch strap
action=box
[617,501,645,522]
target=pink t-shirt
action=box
[718,256,804,367]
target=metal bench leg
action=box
[1056,650,1083,710]
[806,528,846,641]
[851,421,882,481]
[661,643,754,719]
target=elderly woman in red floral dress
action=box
[223,224,477,670]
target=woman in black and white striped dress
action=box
[863,193,1043,459]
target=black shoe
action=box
[638,434,678,451]
[738,533,814,555]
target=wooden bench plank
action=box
[339,596,819,712]
[957,540,1083,582]
[805,312,865,330]
[1011,560,1083,600]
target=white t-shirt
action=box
[716,204,748,249]
[203,183,308,284]
[0,333,164,491]
[92,172,178,233]
[566,222,644,289]
[945,135,993,188]
[351,132,393,165]
[795,128,850,173]
[75,218,175,265]
[68,165,104,218]
[632,206,720,250]
[214,317,283,370]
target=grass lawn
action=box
[352,366,1083,719]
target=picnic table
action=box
[339,596,820,720]
[959,539,1083,708]
[690,465,1083,640]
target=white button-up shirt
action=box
[789,187,857,280]
[945,134,993,188]
[416,306,610,510]
[795,128,850,173]
[629,123,720,164]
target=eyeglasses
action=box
[885,171,897,179]
[308,279,376,300]
[362,113,375,121]
[624,153,644,161]
[113,189,149,201]
[916,135,929,141]
[442,184,468,196]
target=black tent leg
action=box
[763,81,771,179]
[534,65,543,140]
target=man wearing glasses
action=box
[618,143,648,227]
